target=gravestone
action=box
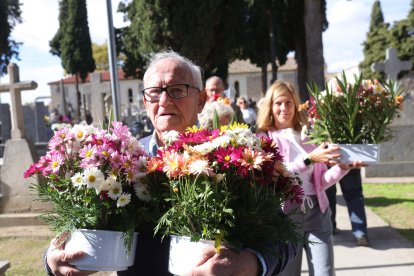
[364,49,414,177]
[0,104,11,143]
[371,48,412,81]
[0,63,42,213]
[82,72,111,125]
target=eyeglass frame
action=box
[141,83,201,102]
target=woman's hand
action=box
[338,160,368,170]
[308,142,341,165]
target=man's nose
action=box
[159,91,172,105]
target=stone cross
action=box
[0,63,37,139]
[371,48,412,81]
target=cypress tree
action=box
[359,0,390,80]
[389,0,414,77]
[0,0,22,76]
[50,0,95,120]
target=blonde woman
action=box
[256,81,365,276]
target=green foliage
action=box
[155,168,300,253]
[239,0,290,83]
[360,0,390,81]
[0,0,22,76]
[389,1,414,76]
[92,42,109,71]
[306,72,404,144]
[50,0,95,81]
[120,0,246,80]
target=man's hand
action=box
[46,234,93,276]
[190,247,259,276]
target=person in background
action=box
[256,80,366,276]
[205,76,245,123]
[325,170,369,246]
[45,51,297,276]
[199,100,235,129]
[237,96,257,128]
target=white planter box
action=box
[65,229,138,271]
[169,235,215,275]
[331,144,380,164]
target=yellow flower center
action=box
[77,131,84,139]
[88,175,96,182]
[224,156,231,162]
[86,150,93,158]
[52,161,59,168]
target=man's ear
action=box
[143,98,149,110]
[198,89,207,113]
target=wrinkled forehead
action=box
[144,59,193,87]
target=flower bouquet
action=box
[24,122,157,271]
[146,123,303,275]
[303,72,404,163]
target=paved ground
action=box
[301,181,414,276]
[1,178,414,275]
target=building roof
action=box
[47,70,135,85]
[228,57,297,74]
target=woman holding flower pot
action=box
[256,81,366,276]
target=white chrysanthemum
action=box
[71,124,88,142]
[117,193,131,207]
[134,172,147,183]
[211,135,231,148]
[108,181,122,199]
[100,176,116,191]
[162,130,180,146]
[84,125,96,135]
[71,172,84,188]
[192,142,215,155]
[83,167,105,189]
[188,159,210,175]
[134,183,151,202]
[126,137,141,153]
[136,156,148,171]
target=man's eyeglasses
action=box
[141,84,200,102]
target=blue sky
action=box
[0,0,412,104]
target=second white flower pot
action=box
[168,235,216,275]
[331,144,380,164]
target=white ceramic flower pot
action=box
[331,144,380,164]
[65,229,138,271]
[168,235,215,275]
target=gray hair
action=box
[198,101,235,129]
[143,50,203,90]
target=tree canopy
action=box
[120,0,247,80]
[0,0,22,76]
[50,0,95,81]
[118,0,328,99]
[50,0,95,120]
[360,0,390,80]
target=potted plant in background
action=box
[24,122,157,271]
[303,72,404,163]
[147,123,303,275]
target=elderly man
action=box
[45,51,296,276]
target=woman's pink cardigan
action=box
[263,130,349,213]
